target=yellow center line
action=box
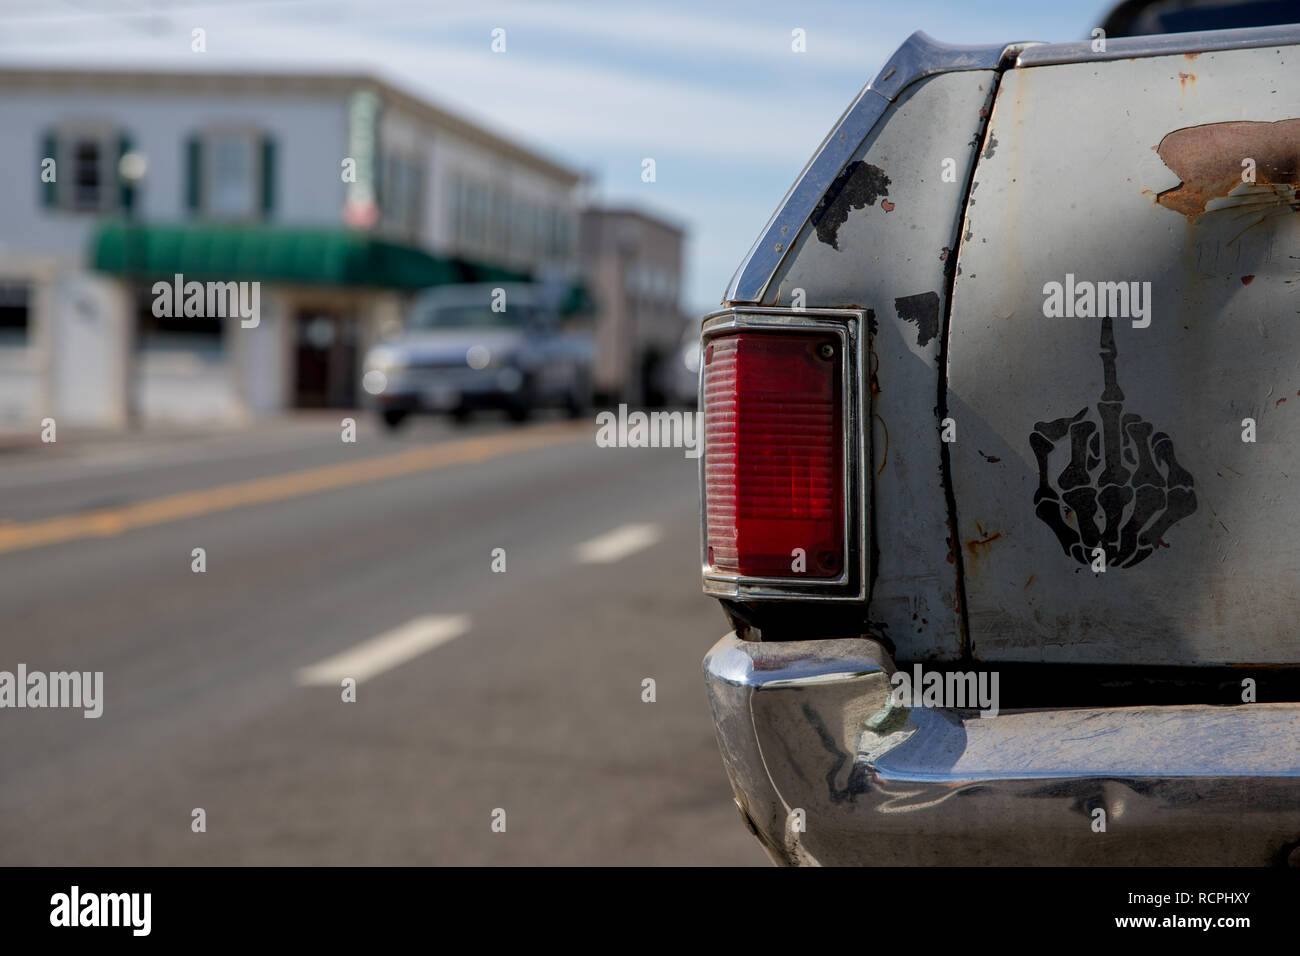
[0,422,588,556]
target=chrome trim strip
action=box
[869,32,1013,100]
[723,31,1017,306]
[704,632,1300,866]
[1016,22,1300,67]
[698,307,868,603]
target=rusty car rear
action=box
[700,24,1300,866]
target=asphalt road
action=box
[0,412,765,865]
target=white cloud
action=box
[0,2,861,169]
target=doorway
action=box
[293,309,359,408]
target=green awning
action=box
[91,222,530,291]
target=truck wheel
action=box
[640,352,666,407]
[565,374,593,419]
[507,375,536,423]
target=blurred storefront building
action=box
[578,207,687,406]
[0,68,580,427]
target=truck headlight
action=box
[362,369,390,395]
[365,347,406,374]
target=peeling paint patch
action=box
[1155,119,1300,219]
[939,247,955,283]
[982,133,998,159]
[881,199,896,212]
[894,291,941,348]
[809,160,891,250]
[1242,274,1256,285]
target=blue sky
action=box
[0,0,1114,314]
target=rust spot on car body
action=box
[965,526,1002,564]
[1177,71,1196,90]
[1242,274,1255,285]
[1154,119,1300,219]
[874,413,888,474]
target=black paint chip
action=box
[809,161,890,250]
[893,291,941,347]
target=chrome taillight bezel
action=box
[699,307,869,602]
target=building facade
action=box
[0,68,580,427]
[578,206,687,404]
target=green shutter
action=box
[185,135,202,215]
[117,133,135,215]
[260,135,276,218]
[40,132,58,208]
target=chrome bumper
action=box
[703,632,1300,866]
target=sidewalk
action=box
[0,411,364,458]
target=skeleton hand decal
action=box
[1031,316,1196,569]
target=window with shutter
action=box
[260,135,276,218]
[117,134,135,214]
[185,135,203,215]
[40,132,58,209]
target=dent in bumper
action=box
[703,632,1300,866]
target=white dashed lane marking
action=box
[574,523,663,564]
[294,614,472,686]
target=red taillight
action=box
[703,331,844,578]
